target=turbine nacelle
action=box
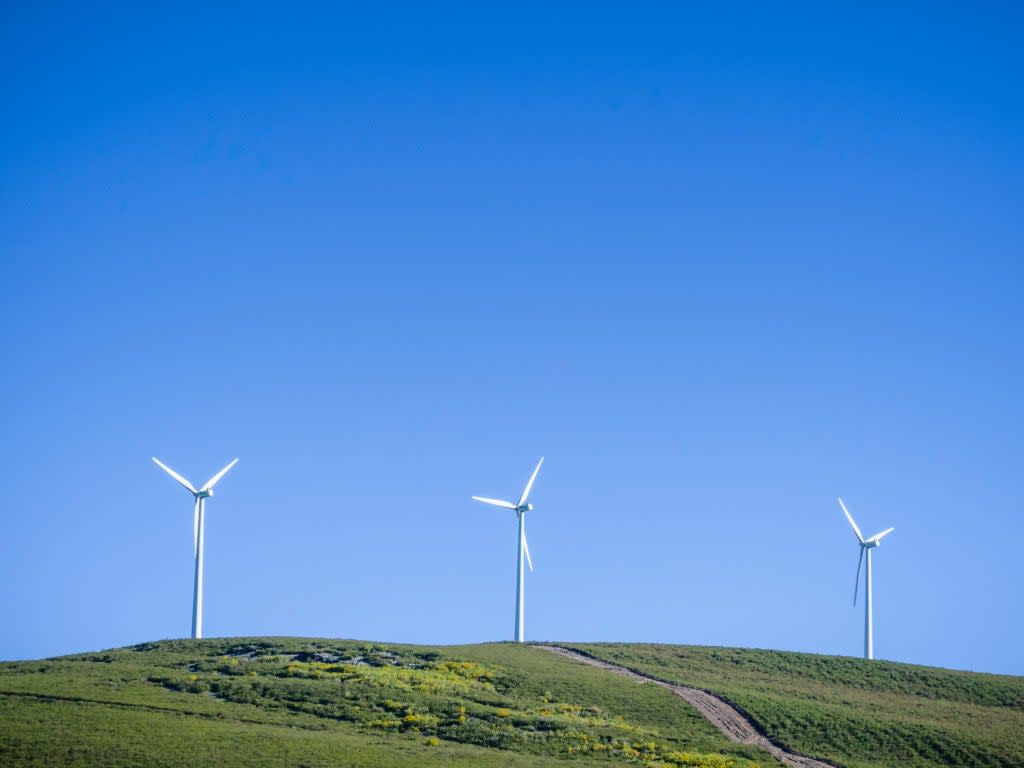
[152,457,239,499]
[471,457,544,517]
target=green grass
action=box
[0,638,776,768]
[4,638,1020,768]
[567,643,1024,768]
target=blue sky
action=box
[1,3,1022,675]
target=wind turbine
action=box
[153,457,238,639]
[838,497,894,660]
[473,457,543,643]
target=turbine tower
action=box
[838,497,894,660]
[153,457,238,639]
[473,457,544,643]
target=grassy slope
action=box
[0,638,775,768]
[568,643,1024,768]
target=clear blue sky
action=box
[2,3,1022,675]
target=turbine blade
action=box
[152,458,197,493]
[472,496,516,509]
[201,458,239,492]
[866,527,895,543]
[518,457,544,508]
[522,529,534,572]
[838,498,865,543]
[193,500,199,556]
[853,547,864,605]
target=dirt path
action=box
[536,645,836,768]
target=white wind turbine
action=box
[153,457,238,639]
[838,497,894,660]
[472,457,544,643]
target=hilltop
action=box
[571,643,1024,768]
[0,638,1021,768]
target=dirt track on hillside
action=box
[536,645,836,768]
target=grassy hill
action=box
[0,637,779,768]
[568,643,1024,768]
[0,638,1021,768]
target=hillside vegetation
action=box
[0,638,776,768]
[2,638,1021,768]
[569,643,1024,768]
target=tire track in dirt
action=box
[536,645,837,768]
